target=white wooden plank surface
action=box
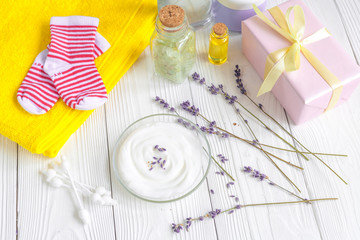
[16,109,116,240]
[0,136,17,240]
[0,0,360,239]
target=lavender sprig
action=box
[233,66,347,184]
[181,100,301,192]
[154,96,319,163]
[171,198,338,233]
[190,75,306,170]
[243,166,308,202]
[154,96,235,181]
[192,72,310,163]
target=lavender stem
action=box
[241,198,338,208]
[232,97,310,161]
[203,147,235,181]
[267,179,307,202]
[251,141,347,157]
[197,112,301,193]
[243,98,348,184]
[232,105,302,191]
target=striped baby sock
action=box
[17,32,110,115]
[43,16,108,110]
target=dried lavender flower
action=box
[244,167,266,180]
[154,96,176,113]
[243,166,252,173]
[234,65,247,95]
[226,182,234,188]
[192,72,200,81]
[208,84,220,95]
[208,209,221,218]
[185,217,192,231]
[217,154,228,164]
[154,145,166,152]
[252,169,260,178]
[149,157,166,170]
[215,171,225,176]
[259,174,266,181]
[180,101,199,116]
[222,133,230,138]
[171,223,183,233]
[192,72,206,85]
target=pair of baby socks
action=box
[17,16,110,115]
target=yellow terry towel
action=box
[0,0,157,157]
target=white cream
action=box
[115,122,205,201]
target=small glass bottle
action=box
[150,5,196,83]
[208,23,229,65]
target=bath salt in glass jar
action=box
[150,5,196,84]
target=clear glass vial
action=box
[208,23,229,65]
[157,0,212,29]
[150,5,196,83]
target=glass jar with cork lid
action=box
[150,5,196,83]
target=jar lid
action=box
[217,0,265,10]
[213,23,227,35]
[159,5,185,28]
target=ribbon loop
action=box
[285,6,305,41]
[253,4,343,111]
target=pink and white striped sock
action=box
[17,32,110,115]
[43,16,108,110]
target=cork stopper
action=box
[159,5,185,28]
[213,23,227,35]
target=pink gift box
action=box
[242,0,360,124]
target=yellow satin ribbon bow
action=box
[253,4,343,111]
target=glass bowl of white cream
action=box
[112,113,211,203]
